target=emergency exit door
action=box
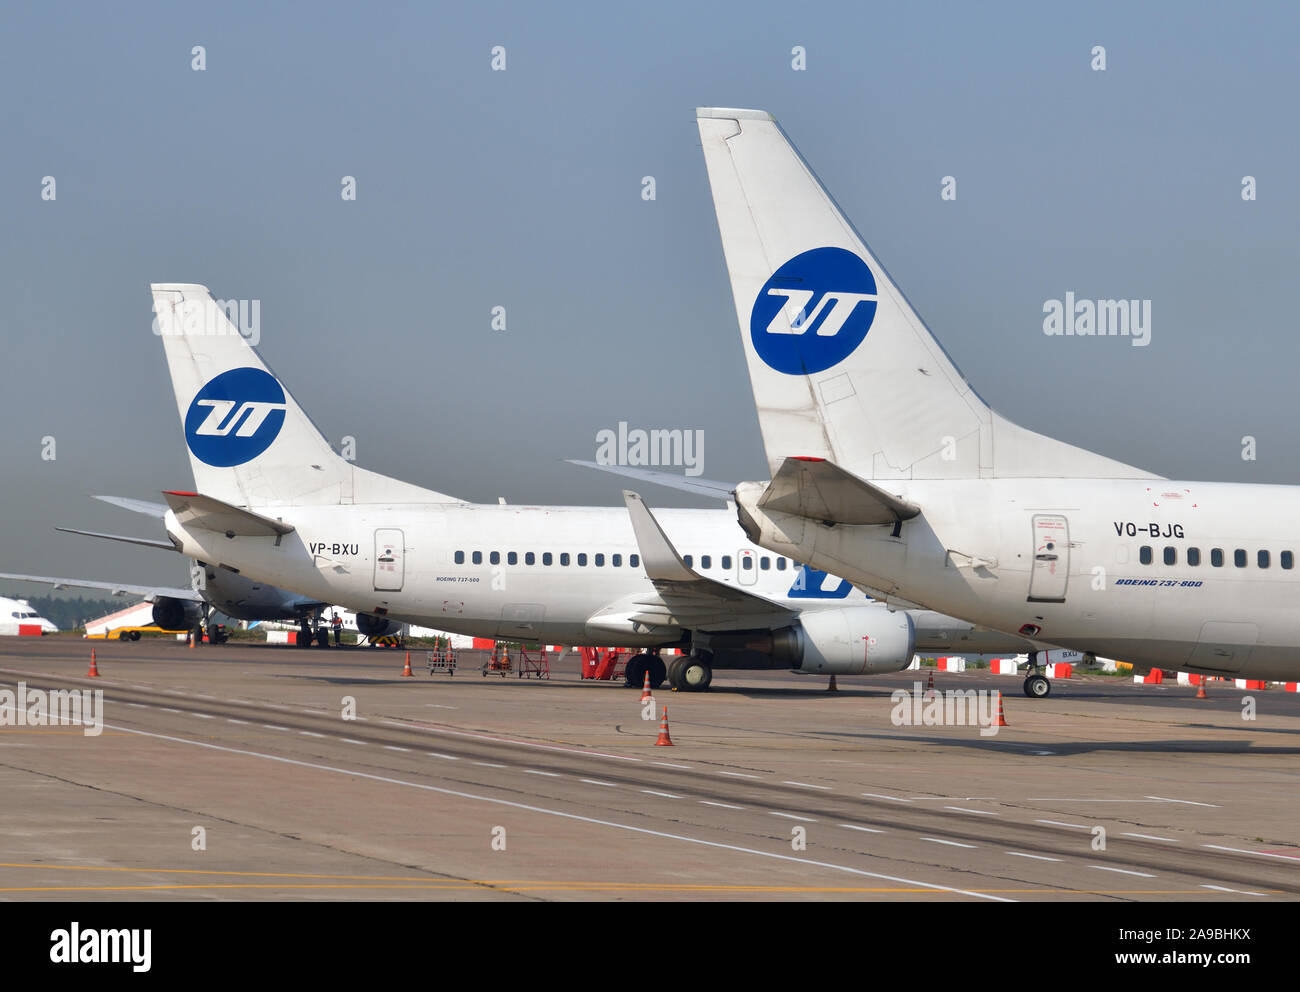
[1027,514,1069,603]
[374,529,405,592]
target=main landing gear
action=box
[668,651,713,692]
[1023,651,1050,698]
[624,651,667,689]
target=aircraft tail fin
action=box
[696,108,1156,482]
[152,284,463,507]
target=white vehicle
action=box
[0,595,59,636]
[143,284,1032,690]
[695,106,1298,696]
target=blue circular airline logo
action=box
[750,247,878,375]
[184,367,287,467]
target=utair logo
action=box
[750,247,877,375]
[787,565,853,600]
[184,367,287,467]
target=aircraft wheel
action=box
[667,656,687,690]
[680,656,713,692]
[624,653,649,688]
[316,628,331,648]
[1024,674,1050,698]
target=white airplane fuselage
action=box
[737,476,1300,680]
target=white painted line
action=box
[718,771,761,779]
[427,752,458,761]
[194,714,214,719]
[91,720,1022,902]
[921,837,977,849]
[472,761,505,768]
[1146,795,1221,808]
[160,708,181,714]
[944,806,997,815]
[642,790,682,799]
[193,694,217,700]
[524,769,560,777]
[771,812,816,822]
[226,719,249,726]
[1120,832,1177,843]
[580,779,618,788]
[783,781,831,790]
[700,801,744,810]
[863,792,911,802]
[299,731,325,738]
[341,739,366,745]
[261,725,289,732]
[425,704,458,710]
[384,746,411,753]
[1088,865,1156,878]
[1201,884,1266,896]
[839,824,885,834]
[1006,851,1061,862]
[1035,819,1091,830]
[1203,844,1300,862]
[126,703,148,709]
[653,762,691,769]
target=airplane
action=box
[693,106,1299,697]
[0,495,405,647]
[0,595,59,636]
[132,283,1036,690]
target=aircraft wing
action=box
[617,491,795,631]
[0,572,201,603]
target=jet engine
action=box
[355,612,401,638]
[151,597,204,631]
[708,607,916,675]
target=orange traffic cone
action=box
[86,649,100,678]
[640,670,653,702]
[401,651,414,677]
[1196,678,1207,699]
[828,675,838,692]
[654,705,674,746]
[993,690,1008,727]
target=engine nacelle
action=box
[777,607,916,675]
[355,612,400,638]
[152,597,204,631]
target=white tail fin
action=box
[152,283,462,507]
[696,108,1155,482]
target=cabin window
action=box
[630,554,640,568]
[1234,549,1247,568]
[490,551,500,565]
[525,552,535,565]
[507,552,518,565]
[701,555,712,569]
[1211,548,1223,567]
[760,557,771,570]
[776,558,787,571]
[1258,550,1270,569]
[577,553,588,566]
[1139,546,1152,565]
[742,556,753,570]
[612,554,622,567]
[594,553,605,567]
[1163,547,1176,566]
[1187,547,1200,566]
[1283,551,1294,570]
[722,555,733,569]
[472,551,483,565]
[560,553,570,566]
[454,551,465,564]
[543,552,553,566]
[683,555,693,567]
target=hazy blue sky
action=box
[3,1,1299,593]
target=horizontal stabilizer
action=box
[567,461,735,501]
[55,527,178,551]
[758,457,920,526]
[162,491,295,537]
[93,495,169,518]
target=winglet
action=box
[621,491,697,582]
